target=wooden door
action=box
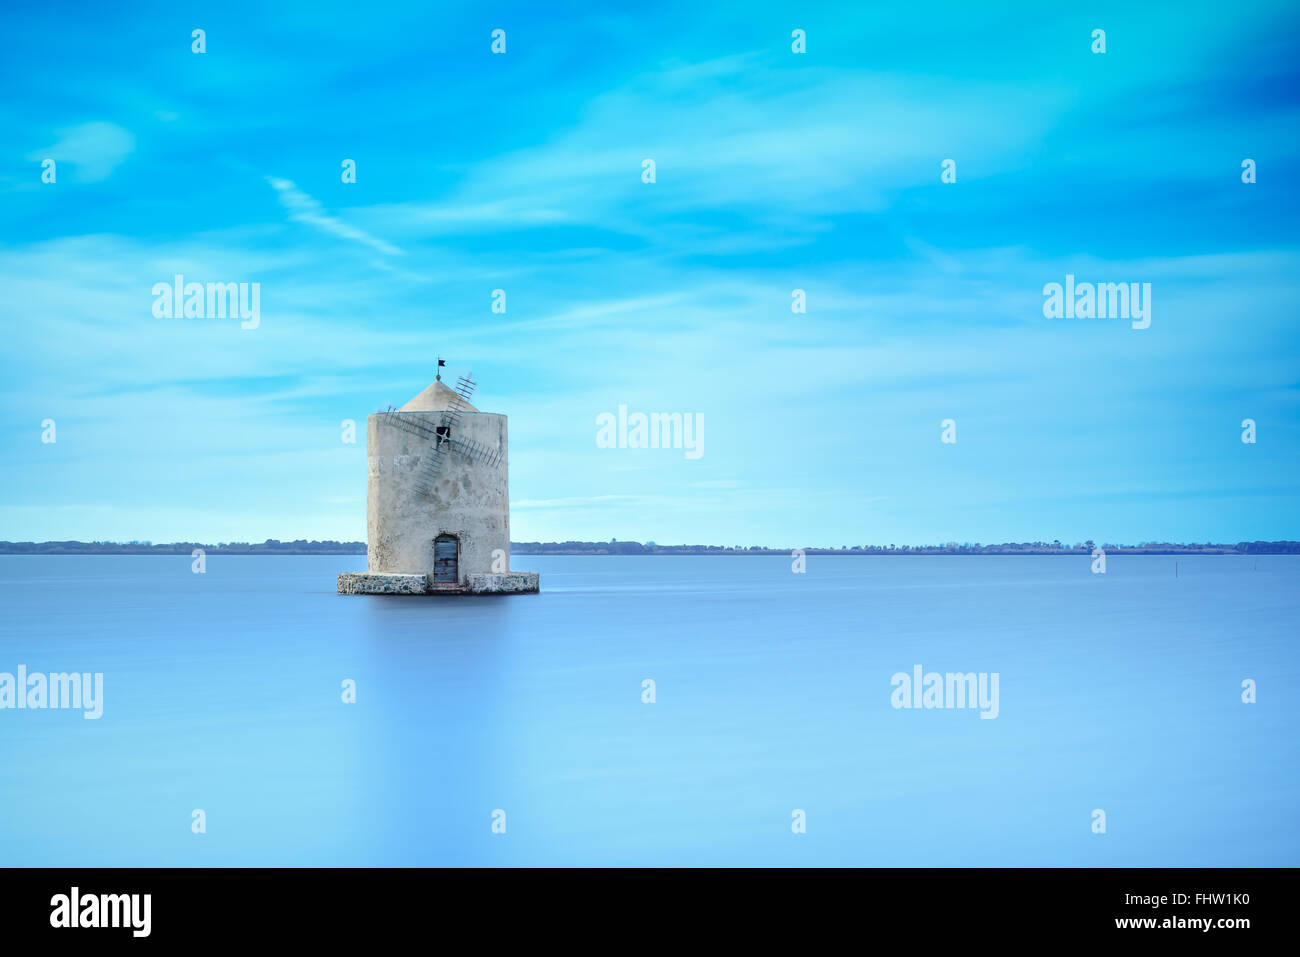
[433,535,458,583]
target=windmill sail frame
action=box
[380,372,502,498]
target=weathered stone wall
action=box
[337,570,538,595]
[366,411,511,578]
[464,572,539,594]
[337,572,426,595]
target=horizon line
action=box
[3,538,1299,556]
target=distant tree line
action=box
[2,539,1298,556]
[0,540,367,554]
[510,540,1300,555]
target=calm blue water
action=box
[1,554,1296,866]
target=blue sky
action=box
[1,0,1297,546]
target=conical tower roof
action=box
[399,377,480,412]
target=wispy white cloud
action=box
[354,56,1068,252]
[266,176,402,256]
[26,122,136,182]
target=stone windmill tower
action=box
[337,364,539,595]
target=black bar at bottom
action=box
[0,867,1281,943]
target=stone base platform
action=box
[338,571,539,596]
